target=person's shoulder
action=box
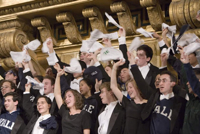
[150,63,159,70]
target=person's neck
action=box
[84,91,91,99]
[9,108,17,114]
[69,107,81,115]
[40,111,50,116]
[75,76,82,80]
[107,97,117,105]
[134,96,146,104]
[138,63,148,68]
[162,90,173,95]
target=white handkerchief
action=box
[105,12,122,28]
[26,76,44,89]
[100,47,125,62]
[90,29,118,41]
[128,37,144,52]
[42,38,52,53]
[24,39,41,51]
[161,48,170,55]
[10,50,31,63]
[184,42,200,55]
[177,33,199,47]
[162,23,176,39]
[89,42,104,53]
[136,27,153,38]
[46,51,59,66]
[64,58,82,73]
[80,40,94,53]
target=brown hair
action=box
[63,89,84,110]
[100,82,122,99]
[100,82,122,91]
[0,80,17,92]
[43,76,55,85]
[125,79,144,98]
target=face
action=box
[188,53,198,67]
[127,82,138,99]
[1,82,15,96]
[64,91,76,109]
[105,66,112,77]
[136,50,150,67]
[159,74,174,95]
[79,80,91,96]
[99,88,112,104]
[5,71,17,82]
[42,79,54,95]
[4,96,18,113]
[120,68,131,83]
[45,68,55,78]
[37,98,50,115]
[80,52,90,63]
[154,74,161,89]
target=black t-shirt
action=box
[150,97,174,134]
[122,95,149,134]
[58,104,91,134]
[83,94,102,134]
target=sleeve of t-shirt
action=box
[58,104,67,117]
[122,95,130,108]
[82,111,91,129]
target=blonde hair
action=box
[125,79,144,98]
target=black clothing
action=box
[58,104,91,134]
[83,94,103,134]
[122,96,150,134]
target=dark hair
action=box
[4,92,20,103]
[0,80,17,92]
[81,78,95,94]
[43,76,55,85]
[160,71,177,83]
[78,60,87,70]
[64,89,84,110]
[36,95,52,110]
[34,75,43,83]
[137,44,153,62]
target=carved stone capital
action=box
[110,1,136,35]
[140,0,165,31]
[56,12,82,44]
[31,17,57,45]
[140,0,157,7]
[0,29,28,58]
[82,7,107,33]
[169,0,200,28]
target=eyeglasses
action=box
[4,70,17,77]
[1,86,11,90]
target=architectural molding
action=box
[140,0,165,31]
[110,1,137,35]
[56,12,82,44]
[82,7,107,33]
[169,0,200,28]
[31,17,57,45]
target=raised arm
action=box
[110,60,125,102]
[127,51,155,99]
[23,83,35,121]
[180,46,200,97]
[54,68,65,109]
